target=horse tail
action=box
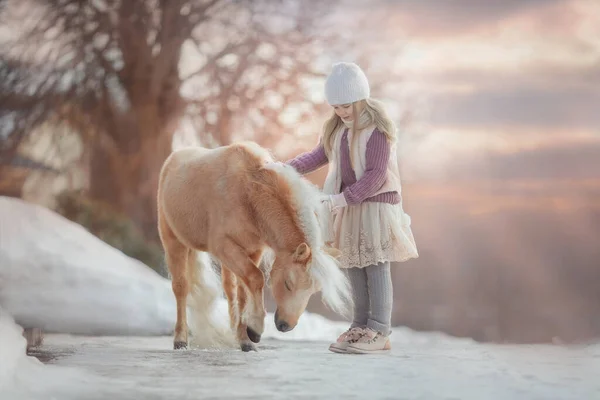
[186,250,236,349]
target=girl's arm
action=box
[285,143,329,175]
[342,129,390,205]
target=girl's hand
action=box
[329,193,347,210]
[320,195,333,212]
[320,193,346,216]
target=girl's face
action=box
[333,100,364,122]
[333,103,353,121]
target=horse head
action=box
[268,241,349,332]
[258,161,353,334]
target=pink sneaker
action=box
[328,327,366,353]
[346,328,391,354]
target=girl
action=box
[285,62,418,354]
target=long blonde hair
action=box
[321,98,396,165]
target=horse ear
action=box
[293,242,311,263]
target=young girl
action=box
[285,62,418,354]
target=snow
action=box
[0,307,27,389]
[11,332,600,400]
[0,307,104,399]
[1,196,599,399]
[0,302,358,399]
[0,196,177,336]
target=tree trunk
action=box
[89,117,173,242]
[87,43,184,242]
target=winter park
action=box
[1,1,600,399]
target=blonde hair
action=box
[321,98,396,166]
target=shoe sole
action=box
[346,341,392,354]
[328,344,348,354]
[346,347,391,354]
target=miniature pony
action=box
[157,142,351,351]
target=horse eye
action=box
[284,280,292,291]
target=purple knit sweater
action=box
[287,128,400,205]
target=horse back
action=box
[157,144,271,250]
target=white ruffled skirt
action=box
[325,202,419,269]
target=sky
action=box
[325,0,600,181]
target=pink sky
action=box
[334,0,600,181]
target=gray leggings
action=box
[347,261,393,336]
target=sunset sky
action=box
[317,0,600,182]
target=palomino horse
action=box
[157,141,352,351]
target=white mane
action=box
[263,162,353,318]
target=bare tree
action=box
[0,0,338,238]
[180,0,337,148]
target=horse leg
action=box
[222,266,256,352]
[235,281,257,352]
[214,238,266,343]
[158,210,190,350]
[221,266,238,332]
[239,250,265,346]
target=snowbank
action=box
[0,307,101,398]
[0,196,176,336]
[0,307,27,390]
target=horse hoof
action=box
[246,327,261,343]
[241,342,257,352]
[174,341,187,350]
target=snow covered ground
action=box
[7,323,600,400]
[1,197,599,399]
[2,296,598,400]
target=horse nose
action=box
[274,309,291,332]
[276,320,290,332]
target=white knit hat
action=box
[324,62,370,105]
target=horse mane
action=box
[231,141,352,316]
[261,162,353,318]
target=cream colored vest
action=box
[322,124,403,199]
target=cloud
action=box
[441,139,600,181]
[368,1,600,132]
[398,132,600,184]
[377,0,573,37]
[425,64,600,93]
[402,61,600,130]
[427,83,600,130]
